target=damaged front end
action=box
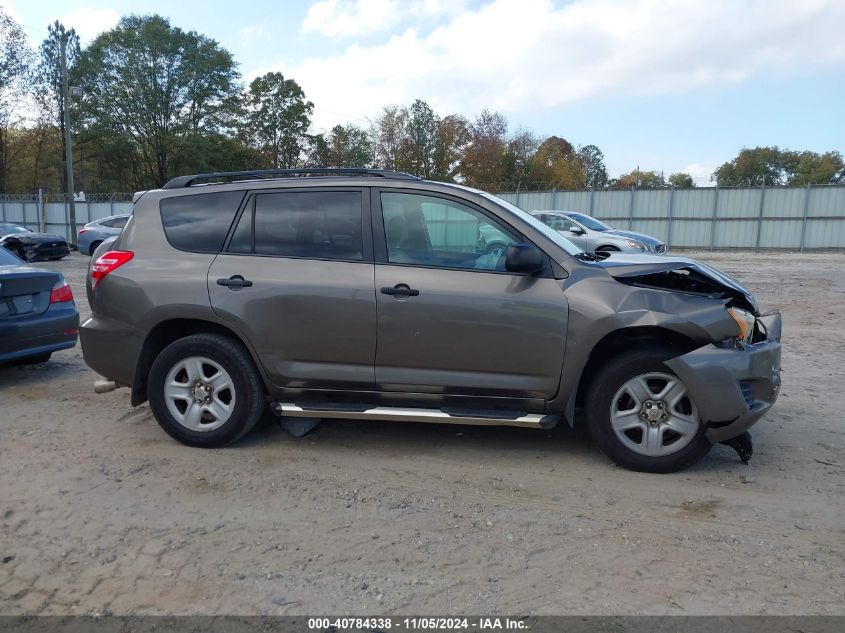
[591,253,783,448]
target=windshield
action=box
[567,213,613,231]
[477,192,583,256]
[0,223,31,235]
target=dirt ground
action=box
[1,250,843,616]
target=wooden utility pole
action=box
[60,35,77,247]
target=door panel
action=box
[209,256,376,389]
[375,265,568,398]
[207,188,377,390]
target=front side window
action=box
[230,191,363,261]
[381,192,519,272]
[160,191,245,253]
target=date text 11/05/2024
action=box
[307,617,528,630]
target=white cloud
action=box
[302,0,468,38]
[0,0,22,24]
[684,163,717,184]
[286,0,845,130]
[58,7,119,43]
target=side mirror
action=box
[505,244,544,274]
[569,226,585,235]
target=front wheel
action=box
[585,348,711,473]
[148,333,266,447]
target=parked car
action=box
[80,168,781,473]
[77,214,131,256]
[0,245,79,364]
[533,211,666,254]
[0,223,71,262]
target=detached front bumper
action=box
[666,312,782,443]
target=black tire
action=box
[89,241,102,256]
[597,245,620,252]
[147,333,266,447]
[585,347,712,473]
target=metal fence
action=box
[495,184,845,250]
[0,198,134,243]
[3,185,844,250]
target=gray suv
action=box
[80,169,781,473]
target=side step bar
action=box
[273,402,559,429]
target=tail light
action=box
[50,279,74,303]
[91,250,134,289]
[79,228,89,235]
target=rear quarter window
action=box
[160,191,246,253]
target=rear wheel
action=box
[586,347,711,473]
[148,333,266,447]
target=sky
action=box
[3,0,844,181]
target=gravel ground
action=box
[1,250,843,616]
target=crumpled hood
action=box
[593,252,759,314]
[605,229,663,246]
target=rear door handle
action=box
[216,275,253,290]
[381,284,419,297]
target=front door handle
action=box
[216,275,253,290]
[381,284,420,298]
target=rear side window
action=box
[0,246,21,264]
[229,191,363,261]
[101,216,128,229]
[160,191,245,253]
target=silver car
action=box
[533,211,666,254]
[77,214,130,256]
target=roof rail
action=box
[161,168,422,189]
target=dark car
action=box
[81,168,781,473]
[0,246,79,364]
[0,223,71,262]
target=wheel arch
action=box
[568,325,702,424]
[132,317,266,406]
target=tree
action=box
[33,22,81,193]
[242,72,313,169]
[323,124,372,168]
[431,114,469,182]
[612,169,666,188]
[502,128,539,188]
[459,109,508,190]
[80,15,240,186]
[788,151,844,185]
[528,136,581,189]
[370,105,407,171]
[395,99,439,178]
[668,172,694,188]
[0,8,33,192]
[578,144,608,188]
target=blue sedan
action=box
[0,246,79,364]
[77,214,130,256]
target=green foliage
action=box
[611,169,666,188]
[668,172,694,188]
[80,14,241,186]
[0,7,33,192]
[242,72,313,169]
[323,124,373,168]
[714,147,843,187]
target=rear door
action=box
[372,190,568,400]
[208,187,377,391]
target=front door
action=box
[373,191,568,400]
[208,188,376,390]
